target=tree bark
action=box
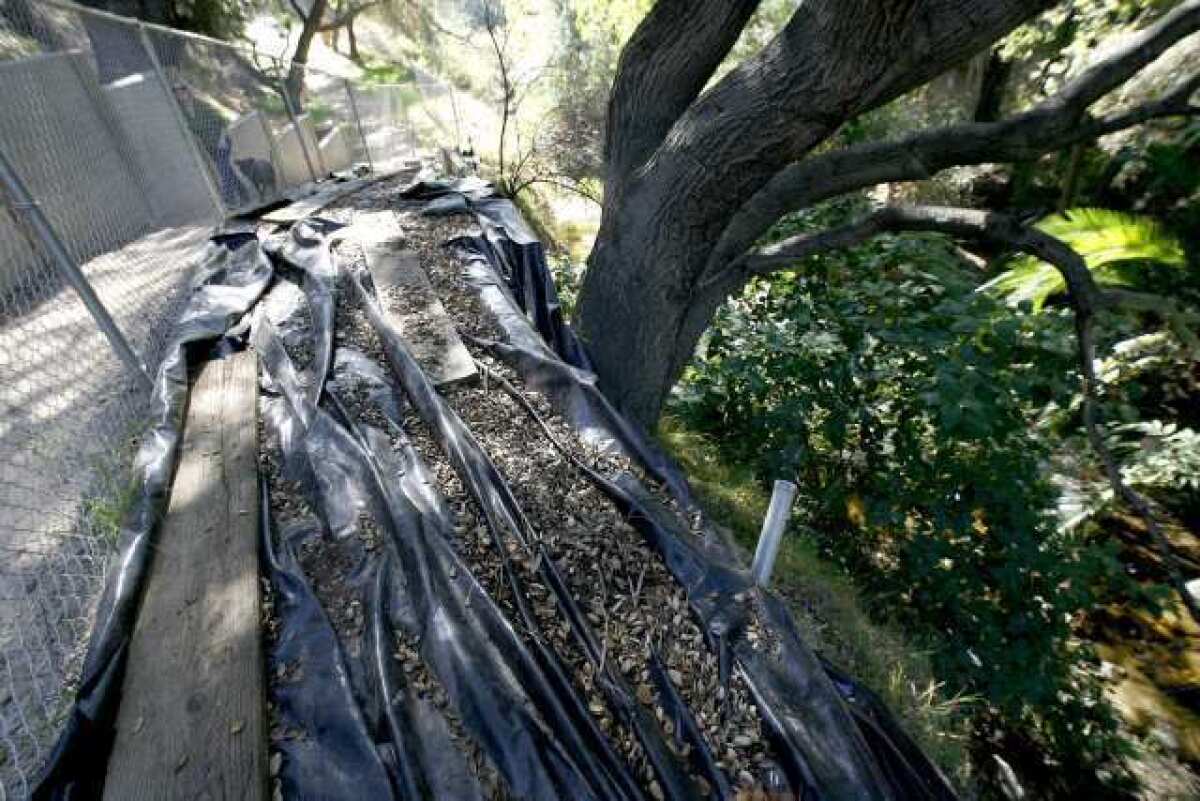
[578,0,1054,428]
[974,50,1012,122]
[347,16,361,63]
[286,0,328,105]
[577,0,1200,429]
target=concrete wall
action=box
[274,114,322,188]
[103,71,216,226]
[0,51,221,297]
[0,51,153,295]
[318,124,354,175]
[227,110,279,204]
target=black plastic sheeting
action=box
[257,232,652,800]
[406,177,960,801]
[404,176,594,373]
[35,176,958,801]
[344,268,719,801]
[33,228,274,801]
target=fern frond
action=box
[979,208,1185,312]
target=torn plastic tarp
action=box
[265,217,341,404]
[33,229,273,801]
[407,178,959,801]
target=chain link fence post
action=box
[135,21,226,223]
[344,79,374,174]
[0,147,153,392]
[257,111,287,197]
[278,77,320,184]
[449,84,463,153]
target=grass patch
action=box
[658,415,975,787]
[82,479,137,548]
[360,60,416,85]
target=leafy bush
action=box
[672,222,1141,794]
[360,60,417,85]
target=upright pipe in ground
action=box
[751,480,798,587]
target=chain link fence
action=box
[0,1,462,795]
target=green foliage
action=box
[1062,332,1200,528]
[658,418,976,785]
[360,60,417,85]
[980,208,1186,311]
[1106,119,1200,254]
[673,216,1139,794]
[171,0,248,39]
[998,1,1184,110]
[1111,421,1200,494]
[305,95,336,126]
[83,481,136,547]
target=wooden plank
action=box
[104,351,264,801]
[260,176,374,223]
[366,245,478,387]
[339,209,403,249]
[261,163,421,224]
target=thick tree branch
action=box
[603,0,761,188]
[650,0,1046,179]
[589,0,1050,318]
[739,203,1200,625]
[708,0,1200,277]
[740,207,1097,308]
[1055,0,1200,109]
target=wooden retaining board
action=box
[260,176,375,223]
[366,245,477,387]
[260,162,421,224]
[103,351,265,801]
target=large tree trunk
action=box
[347,17,361,63]
[576,210,707,426]
[576,0,1053,429]
[286,0,328,105]
[974,50,1012,122]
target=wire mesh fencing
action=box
[0,1,460,795]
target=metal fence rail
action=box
[0,1,462,795]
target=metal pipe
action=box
[449,84,463,153]
[256,111,286,204]
[0,147,153,393]
[137,22,225,223]
[750,480,799,587]
[344,79,374,174]
[279,82,320,185]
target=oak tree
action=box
[576,0,1200,429]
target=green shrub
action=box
[672,221,1138,794]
